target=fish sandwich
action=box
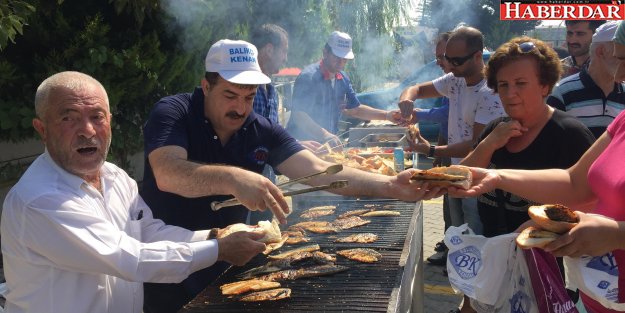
[410,165,472,190]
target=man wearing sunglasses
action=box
[398,26,506,237]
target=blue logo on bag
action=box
[449,246,481,279]
[449,235,463,245]
[510,290,530,313]
[586,253,618,276]
[598,280,611,289]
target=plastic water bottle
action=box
[394,147,405,172]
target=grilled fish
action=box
[337,248,382,263]
[282,230,310,244]
[238,288,291,302]
[300,205,336,219]
[332,216,371,230]
[338,209,373,219]
[237,251,336,279]
[263,234,289,255]
[220,279,281,295]
[289,221,339,234]
[256,264,349,282]
[267,244,320,260]
[334,233,378,243]
[361,210,400,217]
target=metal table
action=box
[179,197,424,313]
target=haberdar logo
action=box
[500,0,625,20]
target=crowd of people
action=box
[1,18,625,313]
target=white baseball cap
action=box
[592,22,619,43]
[327,31,354,59]
[205,39,270,85]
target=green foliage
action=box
[420,0,540,49]
[0,0,36,50]
[1,0,412,174]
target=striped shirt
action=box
[547,68,625,138]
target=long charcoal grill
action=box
[180,197,424,313]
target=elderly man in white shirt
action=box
[1,71,266,313]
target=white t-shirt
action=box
[1,152,217,313]
[432,73,506,164]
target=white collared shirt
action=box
[1,151,217,313]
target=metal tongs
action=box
[210,164,346,211]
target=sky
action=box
[540,20,565,27]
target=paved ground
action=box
[421,196,463,313]
[414,154,463,313]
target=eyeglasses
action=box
[444,50,479,67]
[519,41,537,53]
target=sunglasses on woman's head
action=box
[519,41,537,53]
[444,50,480,67]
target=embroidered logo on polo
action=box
[586,253,618,276]
[449,246,481,279]
[249,146,269,165]
[509,290,530,313]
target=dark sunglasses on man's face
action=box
[444,50,479,67]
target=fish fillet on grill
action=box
[300,205,336,219]
[267,244,320,260]
[220,279,281,295]
[289,221,339,234]
[237,288,291,302]
[337,248,382,263]
[332,216,371,230]
[256,264,349,282]
[338,208,373,219]
[334,233,378,243]
[282,230,310,244]
[361,210,400,217]
[237,251,336,279]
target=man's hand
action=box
[482,120,527,151]
[384,168,447,201]
[386,110,403,124]
[231,169,289,224]
[447,167,500,198]
[216,231,265,266]
[406,130,430,155]
[544,212,622,257]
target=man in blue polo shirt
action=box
[287,31,397,144]
[141,39,443,313]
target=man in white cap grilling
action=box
[548,21,625,138]
[287,31,398,147]
[141,38,445,313]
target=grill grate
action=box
[180,198,419,313]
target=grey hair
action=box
[590,41,613,58]
[35,71,109,118]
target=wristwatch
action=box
[427,145,436,158]
[207,228,220,240]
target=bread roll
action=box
[410,165,472,189]
[528,204,579,234]
[516,226,559,249]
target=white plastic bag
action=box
[445,224,516,305]
[565,253,625,311]
[445,224,539,312]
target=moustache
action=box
[568,44,581,48]
[225,111,245,119]
[75,136,100,149]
